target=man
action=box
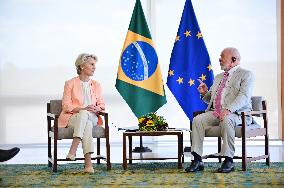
[0,147,20,162]
[185,47,254,173]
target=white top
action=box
[81,80,92,107]
[81,80,98,125]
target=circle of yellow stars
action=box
[168,64,212,87]
[170,29,212,88]
[175,29,202,42]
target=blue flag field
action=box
[167,0,214,121]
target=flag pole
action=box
[132,136,152,152]
[132,0,156,153]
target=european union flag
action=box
[167,0,214,121]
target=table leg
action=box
[123,134,127,170]
[178,133,182,169]
[129,136,132,164]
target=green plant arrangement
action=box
[138,112,168,131]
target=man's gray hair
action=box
[224,47,241,61]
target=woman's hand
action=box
[72,107,83,113]
[72,105,103,114]
[85,105,102,113]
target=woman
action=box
[58,53,105,173]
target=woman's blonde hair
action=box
[75,53,98,75]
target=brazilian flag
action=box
[115,0,167,118]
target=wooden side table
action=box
[122,131,184,170]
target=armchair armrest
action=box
[190,111,205,130]
[98,111,109,131]
[193,111,205,117]
[47,113,59,139]
[243,110,267,116]
[47,113,59,120]
[98,111,108,116]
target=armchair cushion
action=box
[205,123,261,138]
[204,96,263,138]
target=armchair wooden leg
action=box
[181,133,184,163]
[242,136,247,171]
[106,139,111,170]
[218,137,222,163]
[97,138,101,164]
[48,135,52,167]
[53,138,58,172]
[47,116,52,168]
[265,134,270,166]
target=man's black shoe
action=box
[185,160,204,172]
[217,159,234,173]
[0,147,20,162]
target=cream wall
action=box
[0,0,279,144]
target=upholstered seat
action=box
[205,123,261,138]
[47,100,111,172]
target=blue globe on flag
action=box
[121,41,158,81]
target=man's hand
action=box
[218,109,231,121]
[197,79,208,96]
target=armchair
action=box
[190,96,270,171]
[47,100,111,172]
